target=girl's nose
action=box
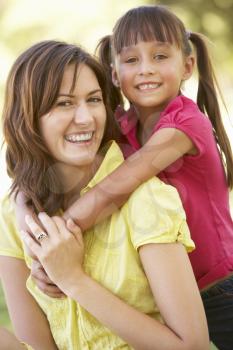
[138,59,155,75]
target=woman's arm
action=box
[23,214,209,350]
[0,327,25,350]
[64,128,194,229]
[0,256,58,350]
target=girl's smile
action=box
[113,40,194,118]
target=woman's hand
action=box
[21,213,85,295]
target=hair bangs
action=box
[113,6,183,54]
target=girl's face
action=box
[112,40,194,117]
[40,63,106,176]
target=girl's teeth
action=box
[65,132,93,142]
[138,83,159,90]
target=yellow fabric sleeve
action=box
[127,177,195,252]
[0,196,25,259]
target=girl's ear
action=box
[111,65,120,87]
[182,55,195,81]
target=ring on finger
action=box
[36,231,48,242]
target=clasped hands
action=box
[21,213,84,298]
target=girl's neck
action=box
[134,107,161,145]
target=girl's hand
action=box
[21,213,85,295]
[31,260,65,298]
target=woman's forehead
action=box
[59,63,101,95]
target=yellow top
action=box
[0,141,195,350]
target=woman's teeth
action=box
[65,132,93,143]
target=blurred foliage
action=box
[0,282,11,329]
[150,0,233,80]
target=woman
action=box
[0,40,209,349]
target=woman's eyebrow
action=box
[58,89,102,98]
[58,93,75,97]
[87,89,102,96]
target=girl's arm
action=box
[0,256,58,350]
[14,128,193,232]
[13,129,193,297]
[23,214,209,350]
[64,128,194,229]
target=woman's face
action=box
[40,63,107,175]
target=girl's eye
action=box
[125,57,137,64]
[154,54,167,60]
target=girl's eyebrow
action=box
[121,41,171,52]
[58,89,102,98]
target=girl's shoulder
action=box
[154,95,215,155]
[157,95,210,129]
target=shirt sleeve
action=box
[126,178,195,252]
[155,108,212,158]
[0,196,25,259]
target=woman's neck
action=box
[60,154,104,210]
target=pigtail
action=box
[95,35,124,111]
[190,32,233,188]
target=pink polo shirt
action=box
[116,95,233,289]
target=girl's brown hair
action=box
[97,5,233,188]
[2,40,120,214]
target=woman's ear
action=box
[111,65,120,87]
[182,55,195,81]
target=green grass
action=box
[0,282,11,329]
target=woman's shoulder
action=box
[124,177,195,252]
[0,194,15,221]
[127,177,185,217]
[0,194,24,259]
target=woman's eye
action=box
[56,100,73,107]
[88,97,103,103]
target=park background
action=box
[0,0,232,349]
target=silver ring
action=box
[36,231,48,242]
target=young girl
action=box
[16,5,233,349]
[0,39,209,350]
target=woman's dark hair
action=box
[2,40,120,214]
[97,5,233,188]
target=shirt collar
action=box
[115,105,138,135]
[81,141,124,194]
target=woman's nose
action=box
[73,104,93,126]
